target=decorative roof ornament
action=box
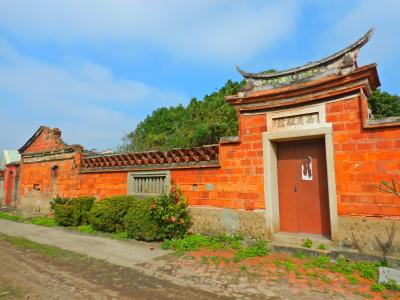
[237,28,374,92]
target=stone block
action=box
[379,267,400,284]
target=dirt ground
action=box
[0,238,227,300]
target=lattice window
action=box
[127,171,170,197]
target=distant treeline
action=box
[119,80,400,152]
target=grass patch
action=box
[294,251,307,259]
[0,211,23,222]
[161,233,244,253]
[345,275,359,285]
[29,216,58,227]
[0,211,58,228]
[77,224,97,234]
[283,260,296,272]
[233,240,269,262]
[0,233,84,260]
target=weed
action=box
[0,211,23,222]
[239,265,247,272]
[313,255,330,268]
[382,279,400,291]
[162,233,244,253]
[294,251,307,259]
[370,283,385,292]
[303,255,330,269]
[305,271,318,278]
[161,234,212,252]
[77,224,97,234]
[345,275,359,285]
[221,257,231,265]
[320,274,331,284]
[274,260,282,267]
[318,244,327,250]
[302,238,313,248]
[110,231,129,239]
[210,256,219,264]
[29,216,57,227]
[233,240,269,262]
[361,293,373,299]
[353,262,380,280]
[284,260,296,272]
[200,256,209,264]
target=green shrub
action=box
[89,195,136,233]
[51,196,95,227]
[302,238,313,248]
[124,199,159,241]
[150,184,191,240]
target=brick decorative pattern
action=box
[81,145,219,170]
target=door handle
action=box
[294,185,297,192]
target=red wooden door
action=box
[277,139,330,236]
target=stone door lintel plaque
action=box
[267,104,326,132]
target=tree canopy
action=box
[368,89,400,119]
[119,82,400,152]
[119,80,244,152]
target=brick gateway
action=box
[13,29,400,256]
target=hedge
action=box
[89,195,136,233]
[51,196,95,227]
[124,199,159,241]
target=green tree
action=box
[119,80,244,151]
[368,89,400,118]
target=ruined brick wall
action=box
[22,127,64,154]
[18,127,82,213]
[326,95,400,218]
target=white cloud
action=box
[0,39,186,151]
[0,0,299,62]
[319,0,400,93]
[321,0,400,65]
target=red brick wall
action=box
[23,128,64,154]
[326,96,400,217]
[17,97,400,218]
[79,172,127,198]
[172,113,266,210]
[19,158,79,200]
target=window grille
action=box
[127,171,170,197]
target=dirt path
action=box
[0,219,167,267]
[0,235,228,300]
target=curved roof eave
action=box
[237,27,374,79]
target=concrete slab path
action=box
[0,219,168,268]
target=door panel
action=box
[277,139,330,236]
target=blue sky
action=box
[0,0,399,151]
